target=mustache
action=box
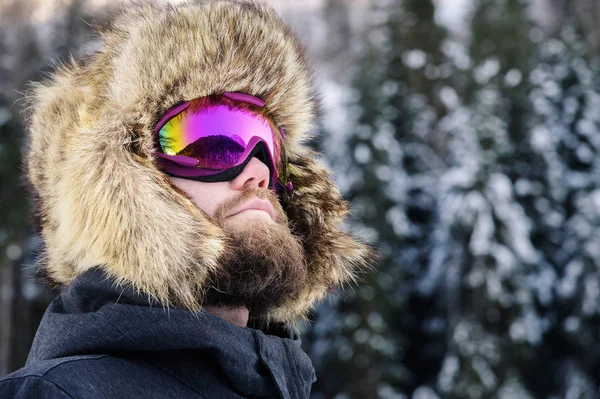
[212,188,288,225]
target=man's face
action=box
[169,156,307,318]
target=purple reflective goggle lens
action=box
[153,92,292,191]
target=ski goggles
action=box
[153,92,292,192]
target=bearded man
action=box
[0,1,372,398]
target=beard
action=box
[202,188,307,319]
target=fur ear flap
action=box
[272,149,376,322]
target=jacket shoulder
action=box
[0,354,222,399]
[0,355,108,398]
[0,374,74,398]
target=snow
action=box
[367,312,384,330]
[439,86,460,110]
[441,39,472,70]
[582,277,600,316]
[542,79,562,98]
[378,384,408,399]
[402,49,427,69]
[474,58,501,85]
[412,386,441,399]
[498,377,534,399]
[0,107,10,126]
[469,204,494,256]
[344,313,361,329]
[5,244,22,261]
[509,308,544,345]
[434,0,473,36]
[437,354,459,393]
[563,316,581,333]
[353,328,370,344]
[531,265,557,306]
[22,281,41,301]
[375,165,393,181]
[473,356,497,390]
[386,206,410,237]
[354,143,372,164]
[576,119,596,137]
[504,69,523,87]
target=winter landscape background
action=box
[1,0,600,398]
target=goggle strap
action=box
[277,181,293,191]
[222,92,286,140]
[223,92,266,107]
[154,102,190,134]
[155,152,199,167]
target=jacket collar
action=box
[28,269,316,399]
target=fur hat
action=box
[24,0,372,326]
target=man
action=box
[0,0,372,398]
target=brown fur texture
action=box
[23,0,373,326]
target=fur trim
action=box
[24,0,372,325]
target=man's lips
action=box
[227,198,275,220]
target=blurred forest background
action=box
[1,0,600,398]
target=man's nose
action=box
[230,157,270,190]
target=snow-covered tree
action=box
[307,0,450,397]
[522,25,600,397]
[308,0,600,398]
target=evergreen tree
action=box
[421,0,541,397]
[522,25,600,397]
[309,0,600,398]
[307,0,450,397]
[422,2,600,398]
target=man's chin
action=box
[205,213,308,317]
